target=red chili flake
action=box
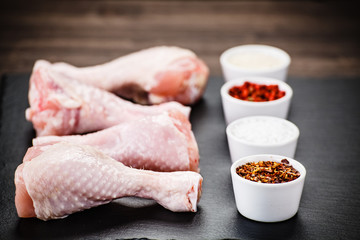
[228,81,286,102]
[236,160,300,184]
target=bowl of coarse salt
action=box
[221,77,293,125]
[226,116,300,162]
[220,44,291,82]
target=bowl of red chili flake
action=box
[221,77,293,124]
[229,81,285,102]
[230,154,306,222]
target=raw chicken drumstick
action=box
[33,111,200,172]
[15,142,203,221]
[26,66,190,136]
[34,46,209,105]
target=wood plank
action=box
[0,1,359,78]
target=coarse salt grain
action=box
[229,116,298,145]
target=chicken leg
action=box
[26,66,190,136]
[34,46,209,105]
[15,142,203,221]
[33,111,200,172]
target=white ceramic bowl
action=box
[226,116,300,162]
[221,77,293,124]
[230,154,306,222]
[220,44,291,82]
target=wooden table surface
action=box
[1,0,359,78]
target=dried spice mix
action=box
[228,81,286,102]
[236,159,300,183]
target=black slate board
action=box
[1,74,360,240]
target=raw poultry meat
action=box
[33,111,200,172]
[34,46,209,105]
[26,66,190,136]
[14,142,203,221]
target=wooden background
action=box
[1,0,359,78]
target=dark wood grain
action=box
[1,0,359,78]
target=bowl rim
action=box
[230,154,306,188]
[220,44,291,73]
[220,77,293,106]
[226,115,300,147]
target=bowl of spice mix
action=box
[220,76,293,124]
[230,154,306,222]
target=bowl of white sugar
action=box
[226,116,300,162]
[220,44,291,82]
